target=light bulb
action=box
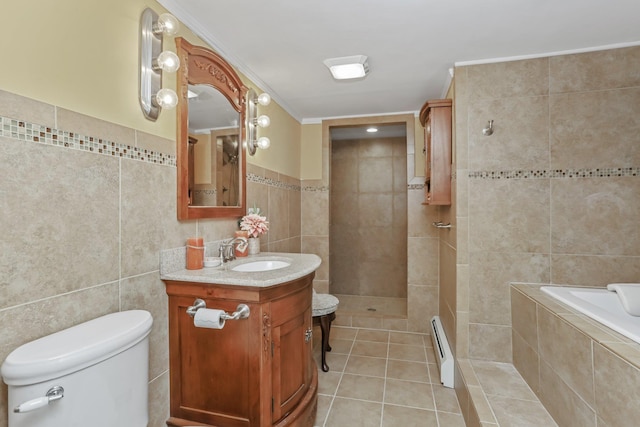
[154,88,178,109]
[256,115,270,128]
[256,93,271,106]
[155,51,180,72]
[256,137,271,150]
[156,13,179,36]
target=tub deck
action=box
[541,285,640,344]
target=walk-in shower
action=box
[329,123,408,322]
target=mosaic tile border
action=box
[1,115,302,188]
[0,116,176,166]
[247,173,301,191]
[302,185,330,192]
[469,167,640,179]
[301,184,425,192]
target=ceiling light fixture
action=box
[323,55,369,80]
[366,127,378,133]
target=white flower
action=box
[240,209,269,238]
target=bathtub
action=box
[540,286,640,344]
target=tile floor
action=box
[312,326,466,427]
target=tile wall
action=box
[330,137,407,298]
[0,89,301,427]
[454,45,640,362]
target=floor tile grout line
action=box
[322,329,357,427]
[482,391,547,404]
[425,343,442,427]
[469,362,501,425]
[379,333,391,427]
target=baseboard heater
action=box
[430,316,454,388]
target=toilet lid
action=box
[1,310,153,386]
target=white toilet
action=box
[1,310,153,427]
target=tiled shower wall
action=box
[302,115,440,333]
[330,137,408,298]
[0,89,301,427]
[454,45,640,362]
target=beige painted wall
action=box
[0,0,301,178]
[245,92,302,178]
[300,123,323,180]
[1,0,178,138]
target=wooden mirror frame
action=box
[175,37,248,220]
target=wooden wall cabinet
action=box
[419,99,452,205]
[164,273,317,427]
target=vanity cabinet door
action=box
[270,287,313,424]
[166,294,263,427]
[419,99,452,205]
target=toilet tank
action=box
[1,310,153,427]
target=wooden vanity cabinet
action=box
[419,99,452,205]
[164,273,318,427]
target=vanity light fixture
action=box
[154,13,179,36]
[254,92,271,107]
[366,127,378,133]
[323,55,369,80]
[246,88,272,156]
[139,8,180,121]
[256,137,271,150]
[155,88,179,109]
[155,51,180,73]
[255,115,271,128]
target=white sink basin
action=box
[232,260,291,272]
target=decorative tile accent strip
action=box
[469,167,640,179]
[0,116,176,166]
[247,172,301,191]
[302,184,424,191]
[302,185,329,192]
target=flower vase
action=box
[248,237,260,255]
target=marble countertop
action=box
[160,252,322,287]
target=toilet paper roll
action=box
[194,308,226,329]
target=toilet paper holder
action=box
[186,299,250,320]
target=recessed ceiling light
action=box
[323,55,369,80]
[366,127,378,133]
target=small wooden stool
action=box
[312,290,339,372]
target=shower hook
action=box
[482,120,494,136]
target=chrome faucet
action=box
[218,237,248,263]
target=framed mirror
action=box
[175,37,248,219]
